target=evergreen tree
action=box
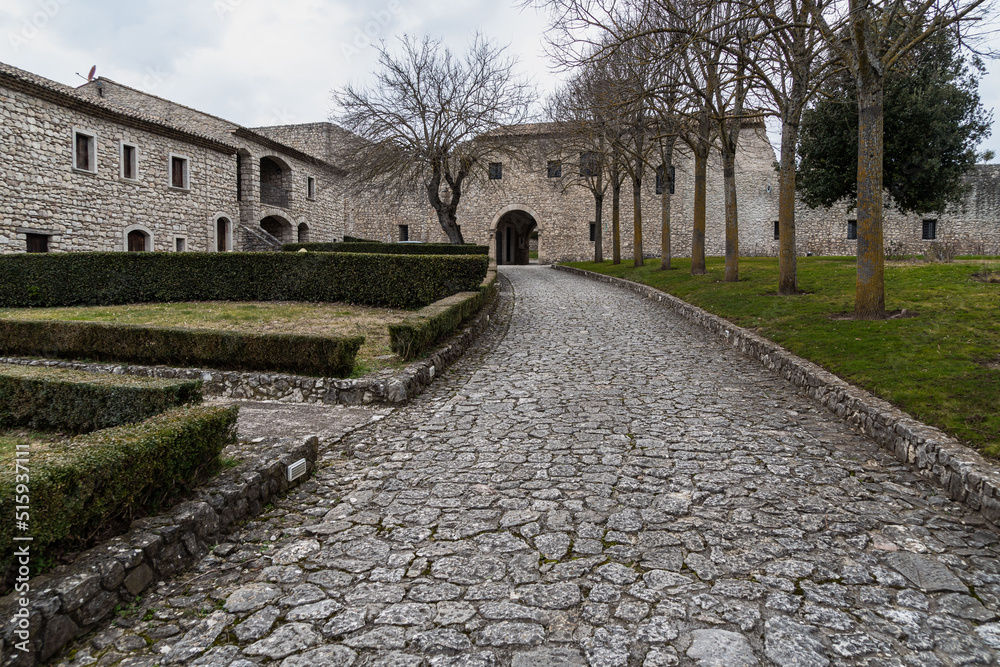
[797,30,992,215]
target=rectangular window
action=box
[170,154,189,190]
[656,165,664,195]
[547,160,562,178]
[667,166,675,194]
[73,130,96,172]
[121,143,137,180]
[774,220,780,240]
[589,222,596,242]
[580,152,599,177]
[489,162,503,180]
[174,237,186,252]
[26,233,49,253]
[847,219,857,240]
[307,176,316,200]
[922,219,937,240]
[236,154,243,201]
[399,224,409,242]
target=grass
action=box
[564,255,1000,457]
[0,301,411,375]
[0,429,65,462]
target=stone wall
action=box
[75,80,347,249]
[0,81,236,254]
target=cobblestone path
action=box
[60,267,1000,667]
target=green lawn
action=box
[565,256,1000,457]
[0,301,410,375]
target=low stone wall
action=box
[555,264,1000,523]
[0,282,500,408]
[0,436,319,666]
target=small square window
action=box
[589,222,596,243]
[121,143,138,180]
[580,152,599,177]
[169,154,189,190]
[922,219,937,240]
[399,225,409,242]
[847,219,858,240]
[73,130,96,172]
[489,162,503,180]
[26,233,49,253]
[547,161,562,178]
[307,176,316,200]
[174,237,186,252]
[774,220,780,240]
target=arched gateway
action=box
[492,207,540,265]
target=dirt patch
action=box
[972,271,1000,284]
[829,309,919,321]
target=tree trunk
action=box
[691,144,708,275]
[435,208,465,244]
[777,113,799,295]
[612,170,622,265]
[633,172,644,268]
[660,142,675,271]
[722,148,739,282]
[594,190,604,263]
[855,77,886,319]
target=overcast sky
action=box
[1,0,998,160]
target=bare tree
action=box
[546,69,613,263]
[746,0,834,294]
[801,0,992,318]
[332,34,534,244]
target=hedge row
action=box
[343,235,377,243]
[0,404,238,583]
[0,364,202,433]
[0,320,363,377]
[283,242,489,256]
[389,270,497,360]
[0,252,489,310]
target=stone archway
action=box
[261,215,293,243]
[493,208,539,265]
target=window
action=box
[236,155,244,201]
[399,224,409,242]
[580,152,600,177]
[169,154,189,190]
[847,219,857,240]
[73,129,96,172]
[489,162,503,180]
[307,176,316,200]
[26,233,49,253]
[547,161,562,178]
[655,165,675,195]
[174,237,186,252]
[774,220,780,240]
[589,222,596,243]
[216,217,231,252]
[922,219,937,240]
[120,143,138,180]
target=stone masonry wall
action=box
[0,82,236,253]
[75,81,346,249]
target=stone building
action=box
[0,61,346,254]
[2,59,997,260]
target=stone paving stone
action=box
[52,267,1000,666]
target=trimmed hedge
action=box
[0,251,489,310]
[0,364,202,434]
[0,404,238,582]
[389,270,497,360]
[343,235,377,243]
[0,320,363,377]
[283,242,489,256]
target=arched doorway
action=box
[495,210,537,265]
[216,217,231,252]
[127,230,148,252]
[261,215,292,243]
[297,223,310,243]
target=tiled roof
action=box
[0,61,237,153]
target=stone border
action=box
[0,281,501,408]
[554,264,1000,523]
[1,436,319,666]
